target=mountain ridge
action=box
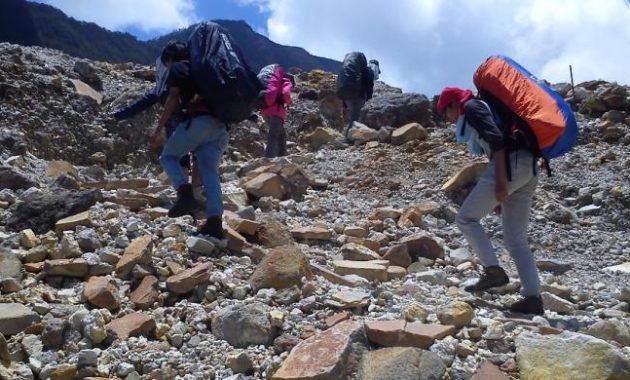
[0,0,340,71]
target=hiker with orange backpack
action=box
[437,56,577,315]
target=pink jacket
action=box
[261,66,293,120]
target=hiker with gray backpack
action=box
[149,22,262,239]
[336,52,380,141]
[257,64,294,158]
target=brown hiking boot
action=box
[508,296,544,315]
[464,266,509,292]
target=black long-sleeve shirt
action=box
[463,99,505,153]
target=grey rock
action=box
[0,165,37,190]
[449,248,473,266]
[76,228,101,252]
[1,278,22,293]
[0,249,23,281]
[211,302,277,348]
[415,270,447,286]
[73,60,103,90]
[359,93,434,129]
[228,351,254,374]
[56,234,82,259]
[515,332,630,380]
[0,303,40,336]
[359,347,446,380]
[186,237,215,255]
[536,260,573,274]
[41,318,67,348]
[0,333,10,365]
[237,206,256,221]
[542,292,576,315]
[586,319,630,347]
[21,334,43,357]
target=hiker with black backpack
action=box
[150,22,261,239]
[114,41,200,189]
[257,64,294,158]
[336,52,379,141]
[436,57,577,316]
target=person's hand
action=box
[149,127,166,150]
[495,180,508,203]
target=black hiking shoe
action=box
[508,296,544,315]
[168,184,197,218]
[464,266,509,292]
[198,215,225,240]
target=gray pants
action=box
[456,150,541,296]
[264,115,287,158]
[344,97,366,137]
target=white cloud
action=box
[252,0,630,95]
[39,0,198,34]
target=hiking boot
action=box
[464,266,509,292]
[508,296,544,315]
[198,215,224,240]
[168,184,197,218]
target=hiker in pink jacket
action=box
[259,64,294,157]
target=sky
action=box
[34,0,630,96]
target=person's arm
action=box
[113,91,159,120]
[463,100,508,202]
[281,79,293,107]
[149,87,179,149]
[463,100,505,152]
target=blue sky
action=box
[128,1,270,40]
[33,0,630,95]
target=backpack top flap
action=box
[474,55,578,159]
[189,22,262,123]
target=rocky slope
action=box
[0,42,629,380]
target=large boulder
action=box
[359,93,433,129]
[272,320,364,380]
[515,332,630,380]
[249,245,312,291]
[390,123,428,146]
[211,303,277,348]
[6,189,101,233]
[305,127,344,150]
[348,122,379,144]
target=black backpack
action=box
[336,52,368,100]
[188,22,263,124]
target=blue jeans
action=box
[160,115,229,216]
[456,150,541,296]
